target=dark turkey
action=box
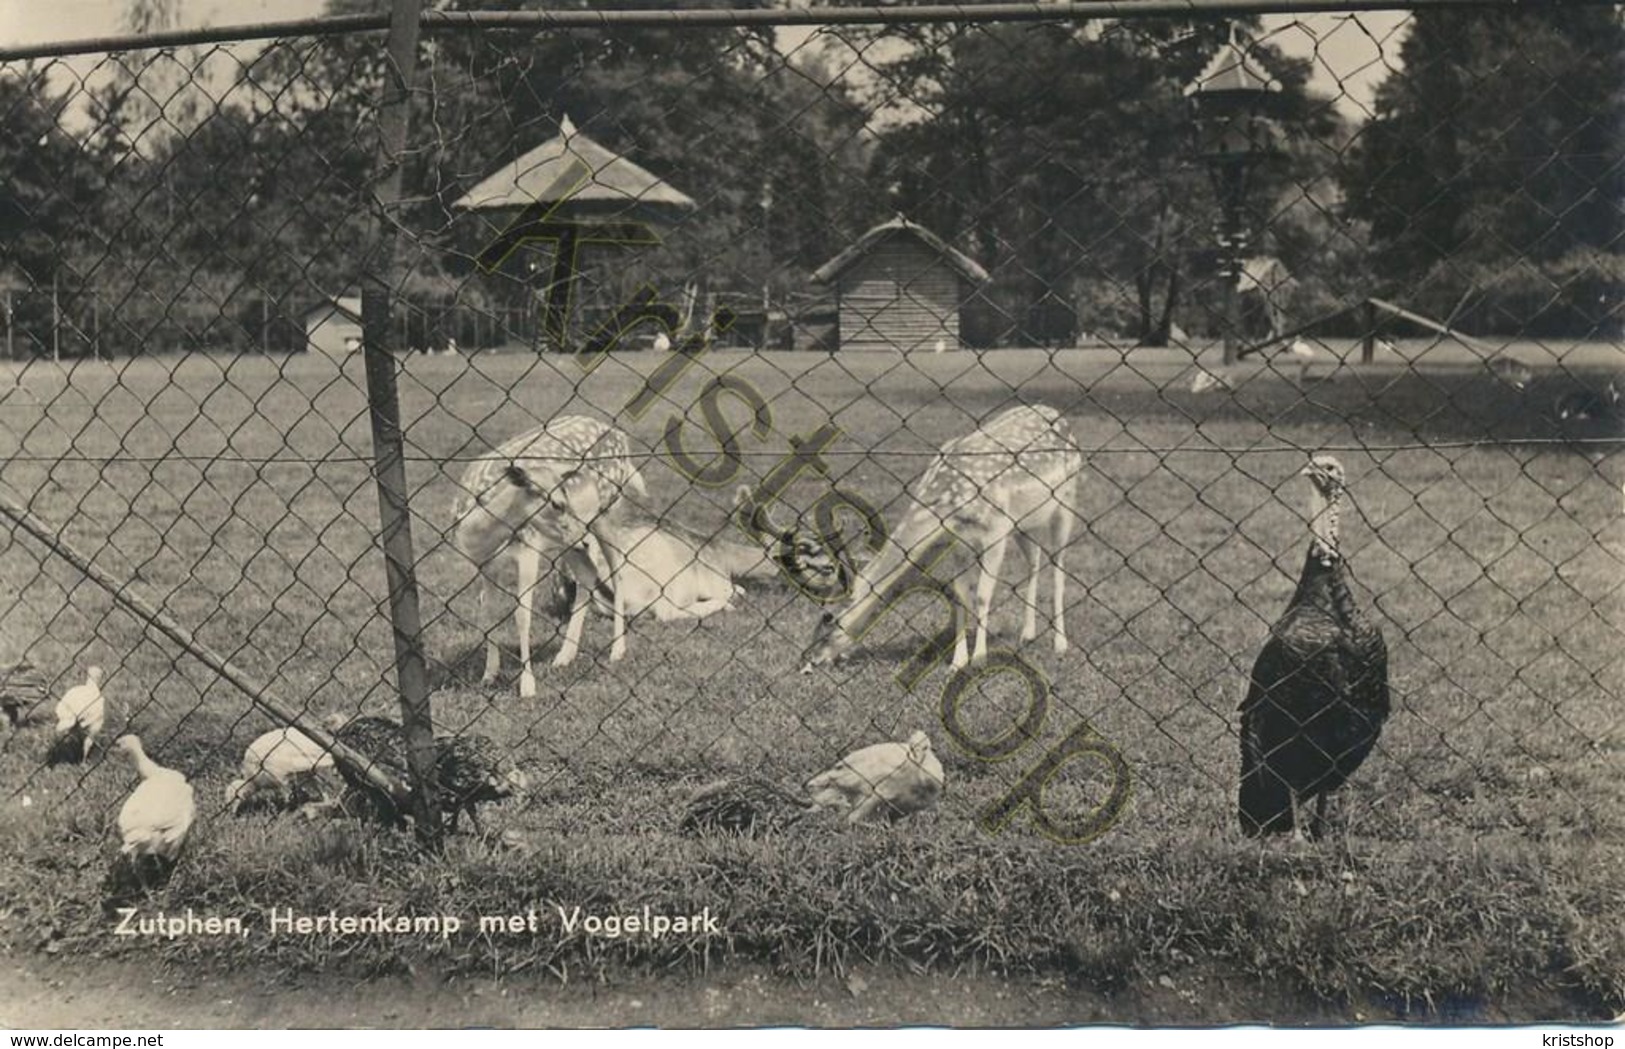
[434,733,529,832]
[1554,379,1620,423]
[331,715,525,832]
[679,775,814,837]
[1239,456,1391,841]
[331,715,412,827]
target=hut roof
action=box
[302,295,362,326]
[450,115,695,213]
[812,216,990,286]
[1182,35,1283,98]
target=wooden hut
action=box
[812,217,989,353]
[302,294,363,356]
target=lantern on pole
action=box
[1185,27,1282,366]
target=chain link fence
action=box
[0,0,1620,1002]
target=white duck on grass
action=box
[113,734,196,888]
[805,730,945,823]
[47,666,105,765]
[225,727,336,814]
[1284,338,1318,384]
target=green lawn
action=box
[0,343,1620,1017]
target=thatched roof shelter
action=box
[451,116,696,349]
[451,115,695,219]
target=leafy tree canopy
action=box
[1342,7,1625,333]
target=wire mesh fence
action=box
[0,0,1621,996]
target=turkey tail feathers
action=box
[1238,762,1294,838]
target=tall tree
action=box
[863,20,1332,345]
[0,67,112,359]
[0,69,107,289]
[1343,7,1625,334]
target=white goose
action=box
[115,735,196,877]
[50,666,105,764]
[805,730,945,823]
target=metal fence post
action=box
[360,0,440,847]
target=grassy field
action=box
[0,342,1621,1020]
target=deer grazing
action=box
[799,404,1083,672]
[544,498,779,665]
[452,416,646,697]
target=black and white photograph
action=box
[0,0,1621,1032]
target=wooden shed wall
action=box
[303,305,363,355]
[834,238,965,352]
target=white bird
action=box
[652,330,672,353]
[49,666,105,764]
[1190,368,1229,394]
[1285,338,1317,384]
[114,735,196,879]
[805,730,945,823]
[224,728,336,813]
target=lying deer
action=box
[546,497,780,666]
[452,416,645,697]
[800,404,1083,671]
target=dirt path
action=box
[5,952,1611,1028]
[0,954,1305,1028]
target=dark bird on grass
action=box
[104,735,195,900]
[434,732,530,833]
[1239,456,1390,842]
[1554,379,1620,423]
[329,714,413,826]
[46,666,105,765]
[330,715,526,832]
[679,775,815,837]
[0,659,48,729]
[806,730,945,824]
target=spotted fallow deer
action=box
[451,416,646,697]
[800,404,1083,672]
